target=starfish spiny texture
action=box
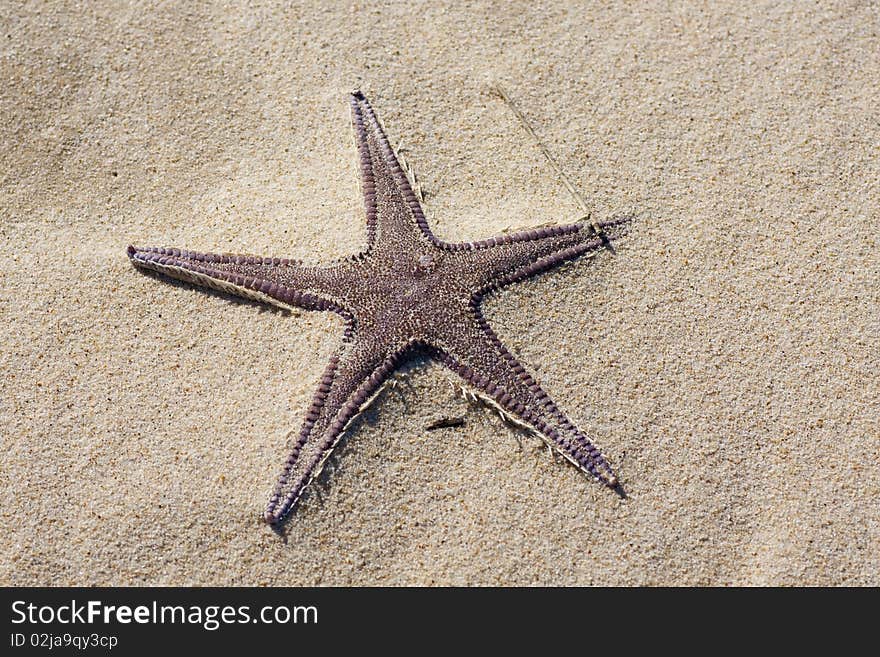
[128,91,630,527]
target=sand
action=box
[1,1,878,585]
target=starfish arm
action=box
[436,312,618,488]
[455,217,630,293]
[263,327,408,525]
[127,245,361,313]
[349,91,439,250]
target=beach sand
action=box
[2,1,878,585]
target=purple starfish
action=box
[128,91,630,527]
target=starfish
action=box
[128,91,630,527]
